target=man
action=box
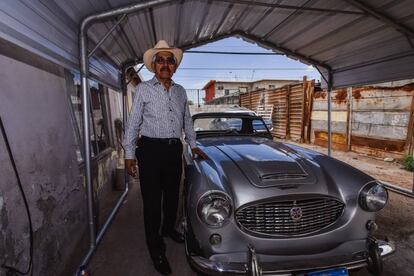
[123,40,207,275]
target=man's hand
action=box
[191,147,208,160]
[125,159,137,177]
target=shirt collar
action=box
[150,76,176,87]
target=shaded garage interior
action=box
[1,0,414,275]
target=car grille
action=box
[235,198,344,236]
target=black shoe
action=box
[151,253,172,275]
[163,230,184,243]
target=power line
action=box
[178,67,314,70]
[185,50,282,55]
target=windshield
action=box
[193,115,272,138]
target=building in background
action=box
[203,79,300,102]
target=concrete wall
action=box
[0,53,86,275]
[0,40,122,276]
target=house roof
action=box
[202,80,216,90]
[1,0,414,89]
[201,78,301,89]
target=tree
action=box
[187,100,194,105]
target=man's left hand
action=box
[191,147,208,160]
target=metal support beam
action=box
[79,26,96,252]
[103,0,138,58]
[345,0,414,39]
[181,32,236,51]
[213,0,365,15]
[315,66,329,85]
[88,14,127,58]
[234,31,331,70]
[327,70,333,156]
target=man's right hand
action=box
[125,159,137,177]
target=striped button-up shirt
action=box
[123,76,197,159]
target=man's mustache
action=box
[161,67,170,72]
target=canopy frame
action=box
[77,1,414,274]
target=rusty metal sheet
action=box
[352,111,410,127]
[313,131,348,151]
[352,123,407,140]
[311,120,347,134]
[351,135,406,152]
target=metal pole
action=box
[79,27,96,250]
[80,0,173,29]
[197,89,200,107]
[88,14,127,58]
[327,70,333,156]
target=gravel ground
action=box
[282,140,414,190]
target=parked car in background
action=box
[183,112,394,276]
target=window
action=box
[90,81,110,155]
[269,84,276,89]
[65,70,110,162]
[224,89,230,95]
[217,85,224,90]
[239,87,248,93]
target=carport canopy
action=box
[3,0,414,271]
[2,0,414,89]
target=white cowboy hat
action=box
[143,40,183,72]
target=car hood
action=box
[207,137,317,188]
[197,136,346,207]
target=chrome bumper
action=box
[188,240,395,276]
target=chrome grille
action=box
[235,198,344,236]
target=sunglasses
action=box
[154,56,177,65]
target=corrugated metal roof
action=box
[1,0,414,89]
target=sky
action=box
[137,37,321,102]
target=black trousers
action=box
[136,136,183,257]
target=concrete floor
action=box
[86,179,413,276]
[88,179,195,276]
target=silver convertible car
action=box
[183,112,394,276]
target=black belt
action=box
[141,136,181,145]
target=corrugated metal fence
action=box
[240,79,314,142]
[312,84,414,158]
[241,80,414,158]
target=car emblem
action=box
[290,206,303,221]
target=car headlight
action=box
[359,182,388,212]
[197,191,232,227]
